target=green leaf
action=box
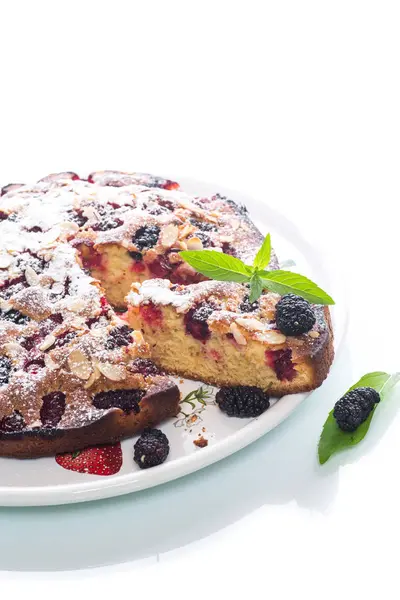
[180,250,252,283]
[258,270,335,305]
[71,450,81,460]
[318,372,400,464]
[253,234,271,270]
[249,273,263,303]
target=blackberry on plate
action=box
[216,386,270,418]
[333,387,380,432]
[134,428,169,469]
[0,410,25,433]
[92,388,145,414]
[0,356,12,386]
[0,308,30,325]
[132,225,160,250]
[275,294,316,336]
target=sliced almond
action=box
[59,221,79,236]
[229,322,247,345]
[263,330,287,345]
[3,342,24,356]
[131,330,145,346]
[186,237,203,250]
[68,298,86,313]
[39,334,56,352]
[160,224,178,248]
[219,235,234,243]
[236,317,266,332]
[51,282,65,295]
[84,368,99,389]
[230,219,240,231]
[168,252,182,264]
[0,254,12,269]
[178,240,188,251]
[97,362,127,381]
[25,266,39,286]
[44,354,59,370]
[178,223,194,239]
[309,331,320,339]
[41,226,61,245]
[68,349,93,380]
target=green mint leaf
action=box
[253,234,271,270]
[258,270,334,305]
[180,250,252,283]
[318,372,400,464]
[249,273,263,303]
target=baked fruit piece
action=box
[126,279,334,395]
[0,172,182,458]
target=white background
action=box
[0,0,399,597]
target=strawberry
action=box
[56,442,123,476]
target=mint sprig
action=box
[180,233,334,305]
[318,372,400,464]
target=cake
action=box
[126,279,333,395]
[0,171,184,458]
[0,169,334,459]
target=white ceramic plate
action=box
[0,176,347,506]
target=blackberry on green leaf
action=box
[275,294,316,336]
[216,386,270,418]
[333,387,380,432]
[134,428,169,469]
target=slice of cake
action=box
[126,279,334,395]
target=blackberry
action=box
[132,225,160,250]
[0,356,12,385]
[134,428,169,469]
[106,325,133,349]
[184,303,214,341]
[91,215,124,232]
[195,231,214,248]
[24,357,46,374]
[0,308,30,325]
[130,358,162,377]
[239,295,259,313]
[190,218,217,232]
[40,392,66,427]
[275,294,316,336]
[0,410,25,433]
[128,251,143,261]
[54,331,77,348]
[333,387,380,432]
[92,388,145,414]
[216,386,270,418]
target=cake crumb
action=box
[202,427,206,432]
[193,436,208,448]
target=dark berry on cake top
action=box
[216,386,270,418]
[184,303,214,341]
[0,357,12,386]
[275,294,316,336]
[0,411,25,433]
[132,225,160,250]
[134,428,170,469]
[106,325,133,349]
[92,389,145,414]
[40,392,66,428]
[333,387,380,432]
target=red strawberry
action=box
[56,443,123,476]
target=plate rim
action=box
[0,176,348,506]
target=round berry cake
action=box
[0,170,334,458]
